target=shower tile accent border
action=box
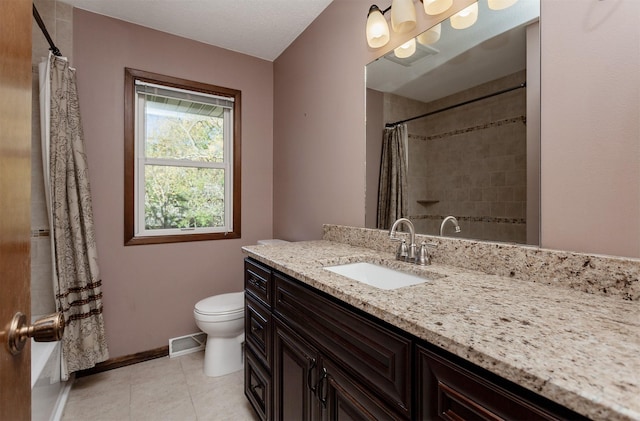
[322,224,640,301]
[409,115,526,142]
[408,214,526,226]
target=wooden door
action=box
[0,0,33,419]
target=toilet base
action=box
[203,334,244,377]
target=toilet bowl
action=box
[193,291,245,377]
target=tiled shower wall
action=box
[30,0,73,316]
[384,70,527,243]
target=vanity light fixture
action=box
[366,5,391,48]
[366,0,507,56]
[423,0,453,15]
[391,0,417,33]
[417,22,441,45]
[488,0,518,10]
[394,37,417,58]
[450,2,478,29]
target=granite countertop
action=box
[242,240,640,421]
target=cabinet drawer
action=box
[416,345,587,421]
[274,273,412,418]
[245,258,272,307]
[245,293,272,370]
[245,347,272,421]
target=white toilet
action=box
[193,291,245,377]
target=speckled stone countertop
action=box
[242,240,640,421]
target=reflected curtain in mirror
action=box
[377,124,408,229]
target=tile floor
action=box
[61,351,259,421]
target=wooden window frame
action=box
[124,68,241,245]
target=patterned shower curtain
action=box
[41,53,109,380]
[377,123,408,230]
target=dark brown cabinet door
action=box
[320,359,402,421]
[274,272,412,417]
[273,320,321,421]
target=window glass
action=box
[144,95,225,163]
[143,166,225,230]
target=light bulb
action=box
[488,0,518,10]
[450,2,478,30]
[391,0,417,34]
[423,0,453,16]
[366,5,390,48]
[394,38,416,59]
[417,23,441,45]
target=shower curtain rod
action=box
[385,82,526,128]
[33,4,62,57]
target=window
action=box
[124,68,241,245]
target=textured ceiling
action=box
[62,0,334,61]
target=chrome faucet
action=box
[389,218,436,265]
[389,218,417,262]
[440,216,461,236]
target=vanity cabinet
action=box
[244,258,587,421]
[273,319,397,421]
[244,259,274,421]
[273,271,411,420]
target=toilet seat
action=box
[194,292,244,322]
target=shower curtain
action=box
[39,53,109,380]
[377,124,408,230]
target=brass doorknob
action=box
[7,312,65,355]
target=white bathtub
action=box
[31,329,71,420]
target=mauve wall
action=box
[540,0,640,258]
[541,0,640,257]
[276,0,640,258]
[272,0,367,241]
[365,88,384,230]
[74,9,273,358]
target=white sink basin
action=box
[324,262,432,290]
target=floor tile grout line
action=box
[179,354,200,420]
[61,351,256,421]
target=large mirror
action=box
[366,0,540,245]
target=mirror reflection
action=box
[366,0,540,245]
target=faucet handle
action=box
[417,242,437,266]
[396,239,409,261]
